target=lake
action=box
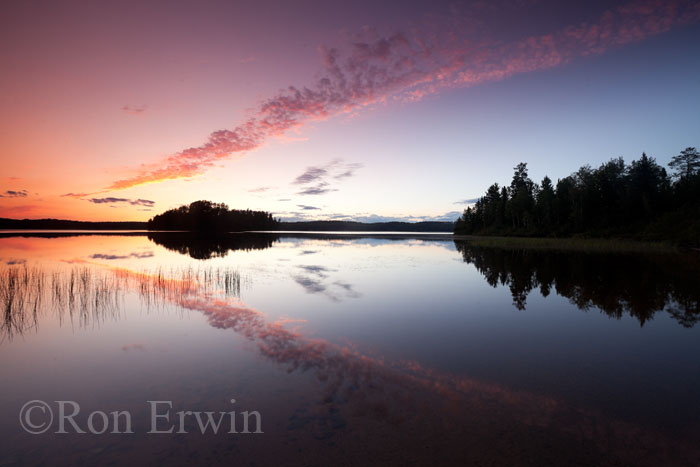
[1,232,699,466]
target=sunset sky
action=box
[1,0,699,222]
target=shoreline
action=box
[453,235,684,253]
[0,229,694,254]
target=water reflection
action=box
[292,265,362,302]
[147,232,279,259]
[90,251,154,260]
[455,241,700,327]
[0,265,241,341]
[2,261,700,464]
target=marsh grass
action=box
[454,235,681,254]
[1,265,43,341]
[0,264,243,342]
[118,265,242,309]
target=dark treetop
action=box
[455,148,700,246]
[147,200,279,232]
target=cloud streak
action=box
[275,209,462,223]
[102,0,700,191]
[121,104,147,115]
[297,183,336,196]
[87,197,155,207]
[454,198,480,205]
[293,159,362,196]
[0,190,28,198]
[293,167,329,185]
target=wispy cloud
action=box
[0,190,28,198]
[87,197,155,207]
[121,104,147,115]
[454,198,480,205]
[293,159,362,195]
[275,209,460,223]
[248,186,271,193]
[99,0,699,191]
[297,183,337,196]
[345,212,459,223]
[297,204,321,210]
[334,163,363,180]
[426,211,462,222]
[293,166,329,185]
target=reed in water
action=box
[0,264,242,341]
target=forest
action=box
[147,200,279,232]
[454,148,700,245]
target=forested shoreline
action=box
[455,148,700,245]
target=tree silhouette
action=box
[669,147,700,180]
[148,200,279,232]
[455,148,700,245]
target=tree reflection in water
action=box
[147,232,279,259]
[455,241,700,327]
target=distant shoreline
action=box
[0,217,455,233]
[0,230,454,242]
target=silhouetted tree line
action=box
[455,242,700,327]
[147,232,279,259]
[147,200,279,232]
[0,218,146,230]
[455,148,700,244]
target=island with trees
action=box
[455,147,700,246]
[147,200,279,232]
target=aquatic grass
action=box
[0,265,45,341]
[117,265,242,310]
[0,264,243,342]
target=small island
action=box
[147,200,279,232]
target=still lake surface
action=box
[1,232,699,466]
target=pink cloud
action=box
[104,0,700,191]
[121,104,147,115]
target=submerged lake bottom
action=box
[1,231,699,466]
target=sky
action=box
[1,0,699,222]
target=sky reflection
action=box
[2,234,700,465]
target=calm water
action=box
[1,232,699,466]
